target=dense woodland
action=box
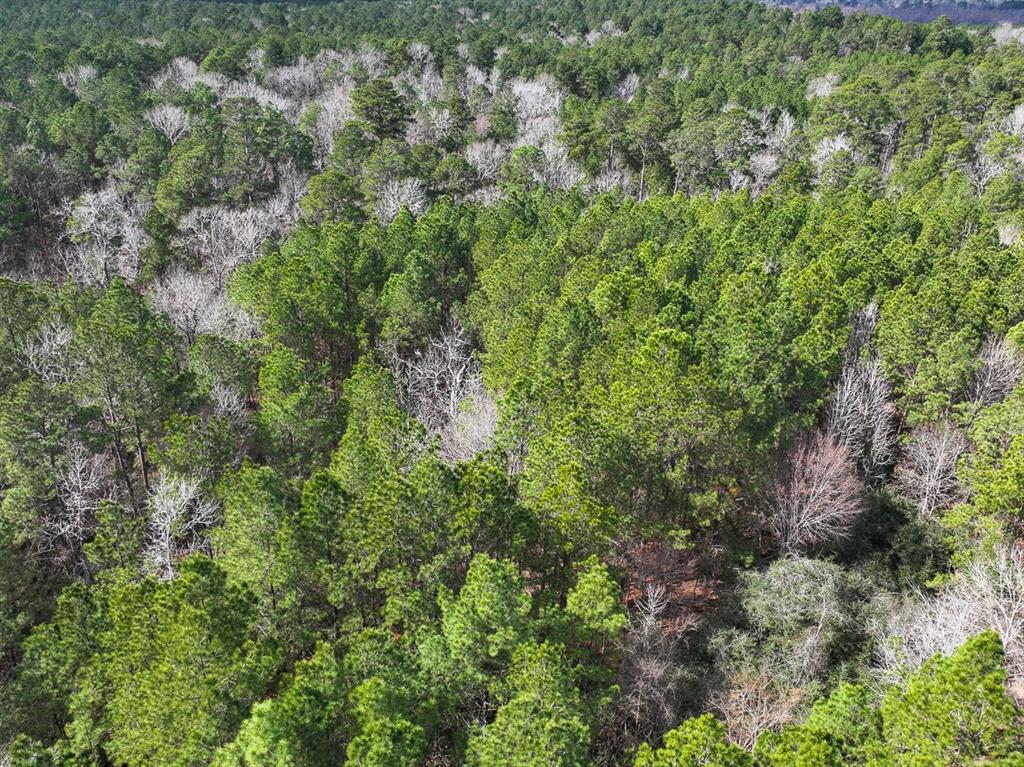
[2,0,1024,765]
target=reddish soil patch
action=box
[614,539,721,634]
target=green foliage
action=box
[255,344,339,473]
[879,630,1022,765]
[438,554,532,688]
[465,642,591,767]
[214,463,298,608]
[4,2,1024,765]
[344,677,426,767]
[66,558,276,767]
[352,80,410,141]
[212,643,349,767]
[564,557,628,647]
[635,715,752,767]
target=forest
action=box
[1,0,1024,764]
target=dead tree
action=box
[149,267,256,343]
[145,104,190,144]
[64,182,150,285]
[710,673,805,749]
[20,319,74,384]
[375,177,429,224]
[386,321,498,464]
[38,443,113,572]
[615,585,685,750]
[767,431,865,554]
[143,474,219,580]
[969,335,1024,408]
[894,422,968,518]
[877,545,1024,700]
[827,355,897,485]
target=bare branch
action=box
[826,353,897,484]
[894,422,968,518]
[805,73,839,100]
[265,57,322,100]
[64,182,150,285]
[174,173,305,283]
[143,474,219,580]
[308,78,356,161]
[58,64,97,97]
[969,335,1024,407]
[877,545,1024,700]
[613,583,685,749]
[710,674,804,749]
[148,267,257,343]
[375,177,428,224]
[464,140,508,183]
[145,104,190,144]
[20,319,74,384]
[151,57,224,93]
[767,431,865,553]
[36,443,114,572]
[385,320,498,463]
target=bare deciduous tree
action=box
[961,151,1004,197]
[63,182,150,286]
[151,57,224,92]
[386,321,498,464]
[247,47,267,73]
[962,546,1024,692]
[395,61,443,107]
[59,64,98,97]
[265,57,321,100]
[580,19,623,46]
[220,79,293,116]
[407,42,434,70]
[538,140,585,190]
[615,73,641,103]
[375,177,429,224]
[209,380,249,427]
[510,75,564,147]
[812,134,853,177]
[805,73,840,100]
[308,79,356,161]
[767,431,865,553]
[355,42,389,79]
[1004,104,1024,137]
[877,545,1024,700]
[38,443,113,571]
[846,302,880,356]
[464,185,505,205]
[743,109,796,195]
[143,474,219,580]
[826,356,897,484]
[149,267,256,343]
[20,319,74,384]
[176,206,270,283]
[152,57,197,90]
[710,674,805,749]
[998,222,1023,247]
[615,585,685,749]
[894,422,968,517]
[174,174,305,283]
[588,159,634,195]
[464,140,508,182]
[992,23,1024,46]
[145,104,190,144]
[969,335,1024,407]
[406,105,454,146]
[748,151,780,196]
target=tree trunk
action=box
[134,421,152,497]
